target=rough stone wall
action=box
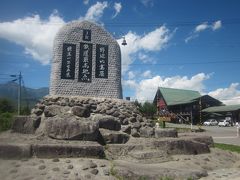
[31,95,156,139]
[50,20,122,99]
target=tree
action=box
[0,98,15,113]
[139,102,157,118]
[0,98,15,131]
[134,100,142,108]
[0,112,14,131]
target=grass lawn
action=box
[214,143,240,153]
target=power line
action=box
[1,58,240,66]
[6,18,240,27]
[123,60,240,66]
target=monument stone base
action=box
[0,95,214,160]
[18,95,158,144]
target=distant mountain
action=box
[0,82,49,108]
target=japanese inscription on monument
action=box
[96,44,108,78]
[83,29,91,41]
[79,43,92,82]
[61,43,76,79]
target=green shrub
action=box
[0,98,15,113]
[0,112,14,131]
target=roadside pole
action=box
[191,110,193,130]
[18,72,22,115]
[237,123,240,137]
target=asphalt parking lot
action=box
[202,125,240,146]
[167,123,240,146]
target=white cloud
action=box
[212,20,222,31]
[118,26,173,72]
[83,0,89,5]
[123,79,138,89]
[112,2,122,18]
[138,52,155,63]
[141,0,154,7]
[185,20,222,43]
[128,71,136,79]
[0,11,65,65]
[185,34,199,43]
[82,1,108,22]
[126,73,210,102]
[195,22,209,32]
[126,72,240,105]
[142,70,152,78]
[208,83,240,105]
[0,2,110,64]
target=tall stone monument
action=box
[50,20,122,99]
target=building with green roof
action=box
[202,105,240,124]
[153,87,222,124]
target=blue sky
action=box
[0,0,240,104]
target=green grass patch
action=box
[215,143,240,153]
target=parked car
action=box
[218,120,230,127]
[203,119,218,126]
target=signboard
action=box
[96,44,108,78]
[158,116,171,122]
[61,43,76,79]
[78,43,92,83]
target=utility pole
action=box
[11,72,22,115]
[199,97,202,125]
[18,72,22,115]
[191,107,193,130]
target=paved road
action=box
[167,123,240,146]
[202,125,240,146]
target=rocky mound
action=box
[13,95,171,145]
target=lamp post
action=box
[199,97,202,125]
[121,36,127,46]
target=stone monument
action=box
[50,20,122,99]
[10,21,180,143]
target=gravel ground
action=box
[0,148,239,180]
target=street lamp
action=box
[121,36,127,46]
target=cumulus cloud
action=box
[0,10,65,65]
[124,73,210,102]
[0,1,111,64]
[212,20,222,31]
[122,79,138,89]
[195,22,209,32]
[185,20,222,43]
[83,0,89,5]
[128,71,136,79]
[142,70,152,78]
[118,26,173,72]
[81,1,108,22]
[112,2,122,18]
[208,83,240,105]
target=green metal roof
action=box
[202,104,240,113]
[159,87,201,106]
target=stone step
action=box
[128,150,166,160]
[0,143,31,159]
[99,128,130,144]
[0,142,105,159]
[32,143,105,158]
